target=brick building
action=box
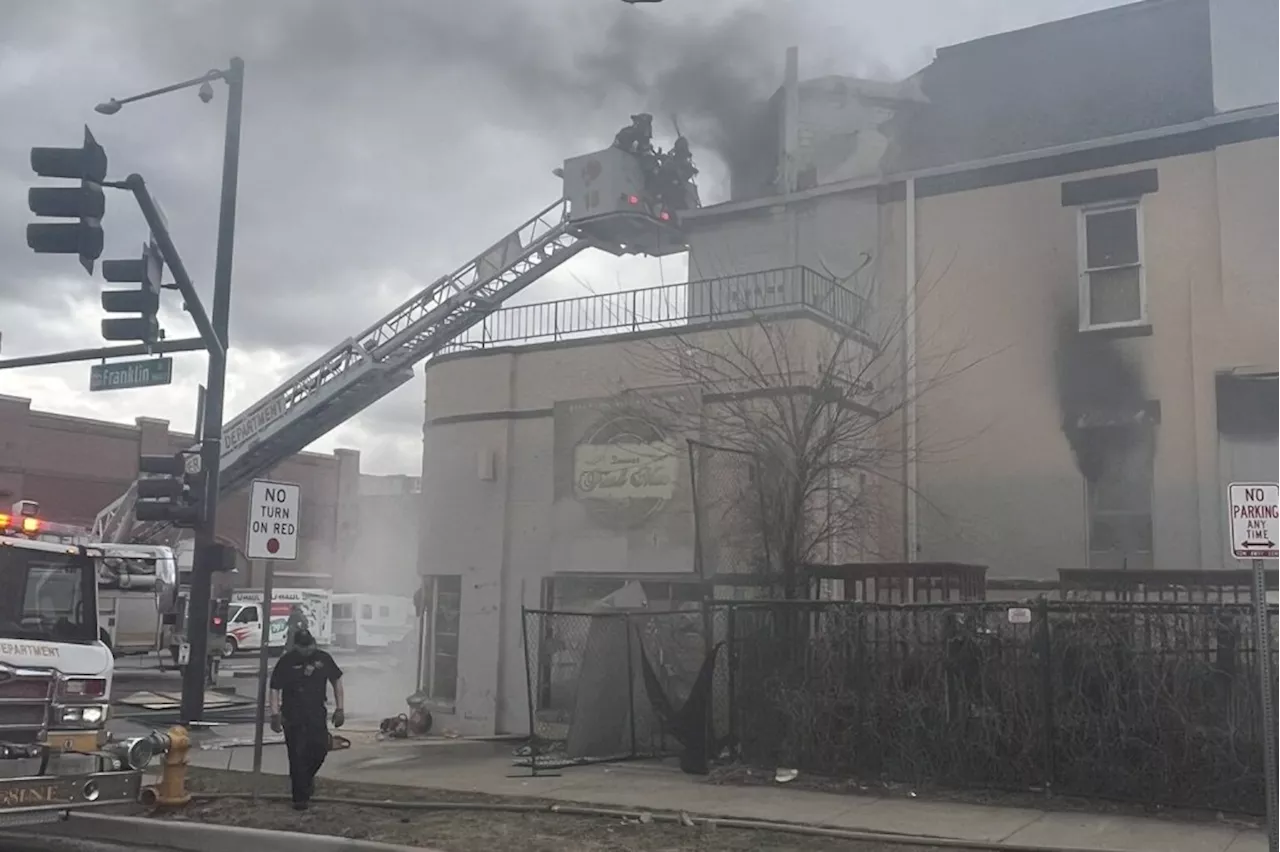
[0,393,363,585]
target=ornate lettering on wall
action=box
[573,411,678,530]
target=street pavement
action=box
[109,648,406,728]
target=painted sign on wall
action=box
[574,441,679,502]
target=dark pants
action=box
[282,715,328,803]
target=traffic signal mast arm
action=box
[93,197,587,542]
[118,174,222,360]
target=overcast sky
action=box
[0,0,1125,476]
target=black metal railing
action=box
[442,266,868,353]
[522,598,1279,815]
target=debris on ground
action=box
[705,764,1265,829]
[154,767,949,851]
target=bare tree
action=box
[618,261,976,599]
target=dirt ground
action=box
[153,768,952,852]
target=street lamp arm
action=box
[95,68,228,114]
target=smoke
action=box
[339,639,420,723]
[15,0,796,182]
[574,6,790,180]
[1051,309,1149,481]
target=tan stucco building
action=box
[416,0,1280,735]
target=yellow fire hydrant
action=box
[139,726,191,809]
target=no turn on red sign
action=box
[1228,482,1279,560]
[246,479,301,561]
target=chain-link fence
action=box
[520,605,731,771]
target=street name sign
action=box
[1228,482,1278,560]
[246,479,300,561]
[89,357,173,392]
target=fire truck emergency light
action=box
[0,514,41,535]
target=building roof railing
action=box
[440,265,868,354]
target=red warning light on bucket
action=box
[659,211,671,221]
[628,195,639,205]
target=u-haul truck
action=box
[225,589,332,656]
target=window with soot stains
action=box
[1085,425,1155,570]
[1078,202,1146,330]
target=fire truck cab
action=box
[0,501,171,822]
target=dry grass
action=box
[153,767,951,852]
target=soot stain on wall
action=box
[1051,309,1153,484]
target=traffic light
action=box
[27,126,108,275]
[135,453,204,527]
[101,242,164,343]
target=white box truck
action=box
[331,594,414,649]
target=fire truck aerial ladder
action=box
[92,145,693,545]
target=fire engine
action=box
[0,500,173,823]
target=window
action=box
[2,548,96,644]
[1085,425,1155,570]
[1078,202,1146,330]
[361,604,373,620]
[420,575,461,704]
[378,605,390,618]
[232,605,258,624]
[332,603,352,620]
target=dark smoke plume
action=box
[575,7,789,180]
[1051,309,1150,482]
[25,0,795,182]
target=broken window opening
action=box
[1084,423,1155,570]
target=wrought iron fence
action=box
[443,266,868,353]
[522,598,1278,814]
[724,599,1280,815]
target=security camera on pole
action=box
[1228,481,1279,852]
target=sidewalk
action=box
[183,732,1266,852]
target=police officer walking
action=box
[269,629,344,810]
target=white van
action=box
[331,594,414,650]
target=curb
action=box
[32,812,443,852]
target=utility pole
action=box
[182,57,245,724]
[94,59,246,723]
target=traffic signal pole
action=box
[182,57,244,725]
[22,62,247,722]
